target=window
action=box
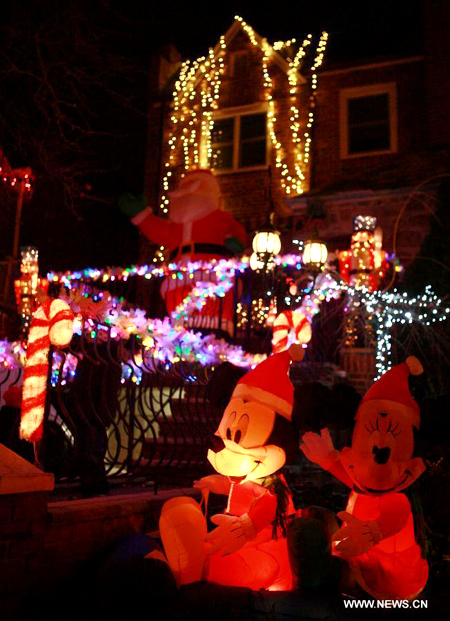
[211,111,267,172]
[340,83,397,158]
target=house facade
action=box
[144,6,450,272]
[143,17,326,257]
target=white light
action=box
[252,230,282,256]
[303,239,328,268]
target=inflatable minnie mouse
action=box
[154,346,303,591]
[298,357,429,599]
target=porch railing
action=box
[1,264,347,491]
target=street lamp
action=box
[250,215,281,272]
[302,233,328,274]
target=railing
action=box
[1,265,347,491]
[39,327,224,490]
[47,264,290,350]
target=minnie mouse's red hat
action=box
[359,356,423,428]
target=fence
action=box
[0,265,349,491]
[34,327,225,491]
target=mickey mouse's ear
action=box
[206,362,247,411]
[406,356,423,376]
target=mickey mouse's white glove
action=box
[193,475,230,495]
[332,511,382,559]
[301,428,340,468]
[206,513,257,557]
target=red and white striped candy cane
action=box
[272,310,312,354]
[20,298,74,443]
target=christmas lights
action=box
[356,285,450,379]
[0,339,25,369]
[3,282,448,387]
[14,247,49,334]
[0,154,33,195]
[157,16,329,215]
[47,255,309,287]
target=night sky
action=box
[0,0,423,274]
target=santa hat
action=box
[186,169,214,177]
[231,344,304,421]
[358,356,423,428]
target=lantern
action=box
[249,252,274,272]
[302,235,328,272]
[252,228,282,256]
[251,222,281,272]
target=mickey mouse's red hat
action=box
[358,356,423,428]
[231,344,304,420]
[183,168,214,176]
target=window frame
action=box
[210,103,270,174]
[339,83,398,159]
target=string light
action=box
[0,158,33,195]
[47,254,308,287]
[4,273,449,385]
[158,17,329,214]
[303,31,328,167]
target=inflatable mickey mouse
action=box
[155,345,303,591]
[299,357,429,599]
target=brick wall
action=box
[0,488,199,619]
[288,186,434,267]
[144,29,311,238]
[312,58,428,192]
[424,2,450,147]
[340,347,377,395]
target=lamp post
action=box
[250,213,282,273]
[302,232,328,275]
[250,167,282,273]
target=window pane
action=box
[211,118,234,144]
[239,138,266,168]
[348,121,390,153]
[211,145,233,170]
[240,113,266,140]
[348,94,389,125]
[347,93,391,154]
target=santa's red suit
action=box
[133,208,246,263]
[207,477,296,591]
[132,170,246,328]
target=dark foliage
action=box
[403,179,450,298]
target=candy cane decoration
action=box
[20,298,74,443]
[272,310,312,354]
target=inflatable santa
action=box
[120,170,247,331]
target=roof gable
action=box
[205,17,307,85]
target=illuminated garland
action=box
[355,285,450,379]
[157,16,329,214]
[170,260,245,325]
[2,256,446,386]
[47,255,305,286]
[3,282,449,387]
[0,339,25,369]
